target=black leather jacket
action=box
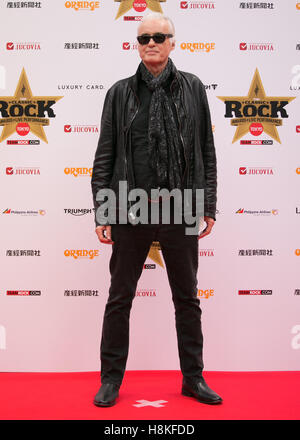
[91,65,217,226]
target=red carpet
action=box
[0,371,299,420]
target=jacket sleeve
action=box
[200,84,217,221]
[91,87,116,227]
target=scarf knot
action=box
[139,58,186,190]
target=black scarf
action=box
[139,58,186,190]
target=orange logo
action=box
[296,3,300,10]
[65,1,100,11]
[64,249,99,259]
[296,168,300,174]
[295,249,300,256]
[180,42,215,53]
[197,289,214,299]
[64,167,92,177]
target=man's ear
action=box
[171,39,176,51]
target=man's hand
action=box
[198,216,215,239]
[95,225,114,244]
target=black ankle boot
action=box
[182,376,222,404]
[94,383,120,407]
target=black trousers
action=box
[100,215,204,386]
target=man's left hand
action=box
[198,216,215,239]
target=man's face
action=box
[137,19,175,67]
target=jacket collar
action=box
[128,58,181,95]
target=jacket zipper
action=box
[170,79,190,187]
[125,88,140,211]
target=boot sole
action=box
[182,388,222,405]
[93,399,117,407]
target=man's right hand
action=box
[95,225,114,244]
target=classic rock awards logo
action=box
[218,68,295,144]
[114,0,166,20]
[0,68,62,144]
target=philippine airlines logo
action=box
[3,208,46,216]
[218,68,295,143]
[239,42,274,51]
[0,68,63,143]
[114,0,166,20]
[236,208,278,216]
[239,166,274,175]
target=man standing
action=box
[91,12,221,407]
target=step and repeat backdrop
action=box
[0,0,299,372]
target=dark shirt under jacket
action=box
[130,74,185,201]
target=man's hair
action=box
[138,12,176,43]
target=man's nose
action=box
[147,37,156,46]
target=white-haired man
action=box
[91,13,221,406]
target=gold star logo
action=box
[114,0,166,20]
[217,68,295,143]
[0,68,63,143]
[148,241,164,268]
